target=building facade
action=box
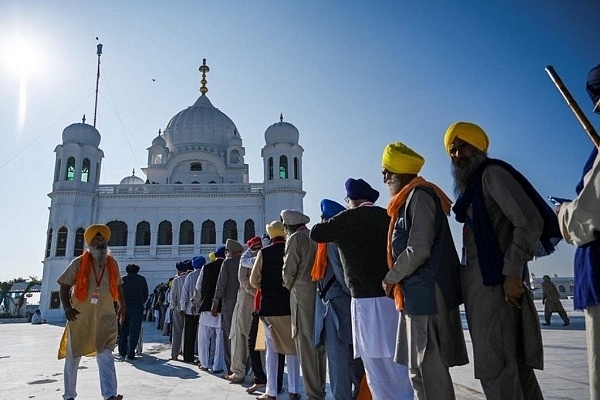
[39,61,305,321]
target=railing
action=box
[97,183,264,196]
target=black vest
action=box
[259,242,291,316]
[199,259,223,312]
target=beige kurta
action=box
[57,255,122,359]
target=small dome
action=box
[265,116,299,145]
[120,169,145,185]
[62,122,101,147]
[152,131,166,147]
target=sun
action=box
[4,37,41,76]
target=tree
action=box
[0,276,41,318]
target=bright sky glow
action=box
[0,1,599,282]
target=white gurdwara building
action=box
[40,60,305,321]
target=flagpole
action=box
[93,43,103,128]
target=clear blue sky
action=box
[0,1,598,282]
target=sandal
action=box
[107,396,123,400]
[256,394,276,400]
[246,383,266,393]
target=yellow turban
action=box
[84,224,111,245]
[208,252,216,261]
[266,220,285,239]
[443,121,489,156]
[381,142,425,174]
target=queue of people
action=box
[54,64,600,400]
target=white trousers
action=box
[361,355,413,400]
[198,323,225,371]
[586,305,600,400]
[63,331,118,400]
[264,324,300,396]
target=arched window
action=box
[55,226,68,257]
[157,221,173,245]
[45,228,53,258]
[244,219,255,242]
[136,221,151,246]
[268,157,274,180]
[230,150,240,164]
[279,155,288,179]
[73,227,85,256]
[179,220,194,245]
[294,157,299,180]
[222,219,238,242]
[54,160,61,182]
[81,158,90,182]
[201,220,216,244]
[107,221,128,246]
[65,157,75,181]
[190,162,202,171]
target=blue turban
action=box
[345,178,379,203]
[586,64,600,106]
[320,199,345,220]
[214,246,226,258]
[192,256,206,269]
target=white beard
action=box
[89,246,108,266]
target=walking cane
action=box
[545,65,600,148]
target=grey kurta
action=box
[461,164,544,399]
[386,189,468,370]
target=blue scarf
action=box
[573,148,600,310]
[453,158,562,286]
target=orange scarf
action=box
[311,242,329,281]
[386,176,452,310]
[74,250,120,301]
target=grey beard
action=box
[387,174,403,196]
[451,152,487,197]
[89,246,108,265]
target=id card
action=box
[91,291,100,304]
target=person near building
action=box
[380,142,468,399]
[180,256,206,362]
[195,246,226,373]
[213,239,244,379]
[169,260,191,361]
[251,220,301,400]
[57,224,125,400]
[540,275,570,326]
[311,178,413,400]
[227,237,261,384]
[444,121,562,399]
[118,263,149,360]
[557,63,600,400]
[281,209,327,400]
[312,198,363,400]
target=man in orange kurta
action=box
[57,224,125,400]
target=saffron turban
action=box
[84,224,111,245]
[208,252,217,261]
[281,209,310,225]
[320,199,345,220]
[246,236,262,249]
[381,142,425,174]
[226,239,244,254]
[345,178,379,203]
[214,246,226,258]
[443,121,489,155]
[587,64,600,106]
[192,256,206,269]
[266,220,285,239]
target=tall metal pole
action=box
[93,43,103,128]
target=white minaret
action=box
[261,114,305,222]
[39,116,104,320]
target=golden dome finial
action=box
[199,58,210,95]
[280,113,283,122]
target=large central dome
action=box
[162,94,241,152]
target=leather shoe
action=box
[246,383,266,393]
[289,393,301,400]
[563,321,570,326]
